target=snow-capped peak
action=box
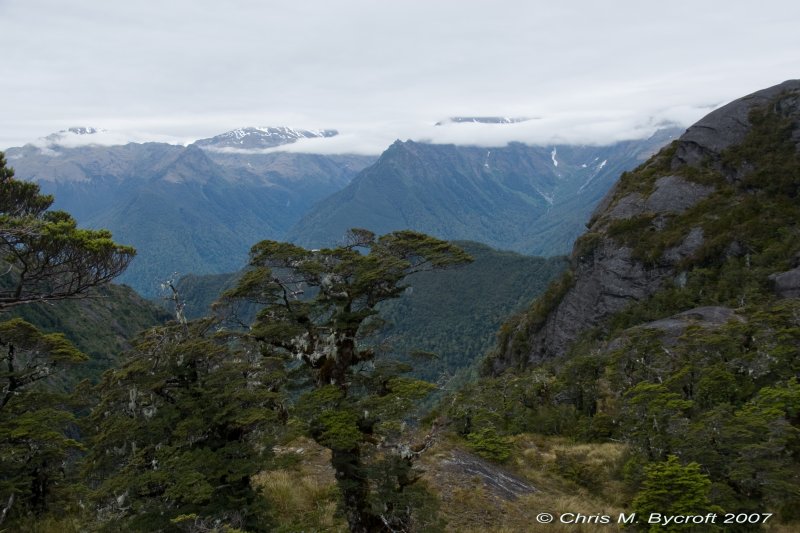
[44,126,106,143]
[193,126,338,150]
[435,116,531,126]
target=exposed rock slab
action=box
[769,267,800,298]
[637,306,743,345]
[606,176,714,221]
[438,449,536,500]
[645,175,714,213]
[663,226,705,263]
[673,79,800,168]
[523,240,671,364]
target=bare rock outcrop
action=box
[491,80,800,371]
[523,241,671,365]
[605,175,715,220]
[769,267,800,299]
[626,306,743,347]
[673,79,800,168]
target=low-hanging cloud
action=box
[1,1,799,151]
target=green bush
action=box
[466,427,512,463]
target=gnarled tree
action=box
[220,229,471,532]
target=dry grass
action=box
[253,437,347,532]
[421,433,632,532]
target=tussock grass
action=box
[255,469,345,532]
[253,437,346,532]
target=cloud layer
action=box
[2,0,799,153]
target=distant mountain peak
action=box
[435,117,533,126]
[43,126,106,144]
[192,126,338,151]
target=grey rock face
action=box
[519,173,711,363]
[663,227,704,263]
[605,306,742,351]
[638,306,743,344]
[606,192,646,220]
[673,79,800,168]
[645,176,714,213]
[522,239,671,364]
[606,175,714,220]
[769,267,800,298]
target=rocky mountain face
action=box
[488,79,800,372]
[5,131,375,296]
[286,130,680,254]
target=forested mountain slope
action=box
[1,283,170,383]
[287,130,679,255]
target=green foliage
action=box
[367,454,447,533]
[377,242,567,381]
[83,321,283,531]
[3,283,170,384]
[605,142,679,200]
[632,456,720,532]
[178,241,567,383]
[622,383,694,460]
[0,152,137,527]
[0,318,86,364]
[315,410,362,451]
[1,152,135,309]
[0,389,85,522]
[465,427,512,463]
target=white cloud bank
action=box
[1,0,798,152]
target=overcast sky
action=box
[2,0,799,153]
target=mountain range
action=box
[4,80,800,530]
[286,129,681,254]
[5,130,374,295]
[7,124,677,296]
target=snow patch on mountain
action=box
[578,159,610,193]
[435,116,533,126]
[193,127,338,151]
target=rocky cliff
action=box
[488,79,800,373]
